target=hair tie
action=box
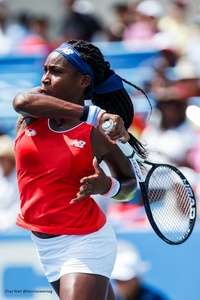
[94,74,124,95]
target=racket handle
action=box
[116,140,134,157]
[102,120,134,157]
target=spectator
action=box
[184,9,200,70]
[158,0,190,56]
[170,57,200,98]
[16,14,52,55]
[122,0,164,48]
[5,12,30,46]
[0,134,20,231]
[58,0,103,42]
[106,3,136,42]
[140,83,198,168]
[0,0,12,55]
[140,68,200,204]
[111,240,170,300]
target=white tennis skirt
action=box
[31,220,117,283]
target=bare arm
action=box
[13,87,130,141]
[71,128,137,203]
[13,87,84,119]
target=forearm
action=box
[13,90,129,141]
[13,92,84,119]
[113,178,137,202]
[101,176,137,202]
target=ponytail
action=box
[68,40,150,158]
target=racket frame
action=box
[102,119,196,245]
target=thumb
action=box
[93,156,102,174]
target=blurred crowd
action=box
[0,0,200,58]
[1,0,200,232]
[111,240,170,300]
[0,2,199,299]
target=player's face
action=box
[41,52,89,104]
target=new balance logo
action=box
[25,129,36,136]
[61,48,74,55]
[69,140,86,148]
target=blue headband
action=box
[54,43,94,96]
[94,74,124,94]
[54,43,124,96]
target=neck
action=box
[54,118,65,128]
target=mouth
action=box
[41,88,50,95]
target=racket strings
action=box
[146,166,193,243]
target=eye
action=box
[43,66,47,74]
[52,69,61,75]
[43,66,63,76]
[51,67,62,75]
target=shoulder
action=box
[16,115,39,135]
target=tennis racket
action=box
[102,119,196,245]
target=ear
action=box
[80,75,91,88]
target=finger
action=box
[100,113,122,128]
[109,129,127,141]
[119,131,130,143]
[92,156,102,174]
[71,188,92,202]
[80,176,93,183]
[80,173,99,184]
[70,194,86,204]
[70,186,91,203]
[107,121,124,137]
[79,183,92,193]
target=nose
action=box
[42,72,50,85]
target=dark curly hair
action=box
[68,40,149,158]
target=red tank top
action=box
[14,119,106,235]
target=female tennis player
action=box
[13,40,147,300]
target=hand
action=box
[98,113,130,143]
[70,157,111,203]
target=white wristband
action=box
[86,106,106,127]
[101,176,120,198]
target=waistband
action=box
[32,231,60,239]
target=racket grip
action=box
[116,140,134,157]
[102,120,134,157]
